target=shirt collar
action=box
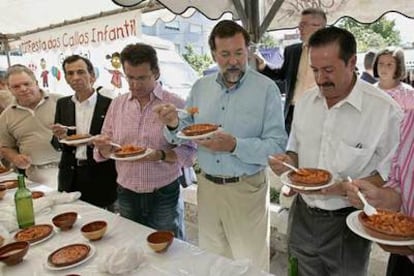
[12,89,49,110]
[127,81,163,101]
[312,76,362,112]
[71,91,97,106]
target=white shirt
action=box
[287,79,403,210]
[71,92,97,160]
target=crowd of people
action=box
[0,7,413,276]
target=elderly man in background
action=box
[256,7,326,134]
[0,64,61,188]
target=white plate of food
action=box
[14,224,54,245]
[59,134,94,145]
[280,169,335,191]
[177,124,220,140]
[346,210,414,246]
[45,243,95,271]
[110,148,154,161]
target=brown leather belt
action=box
[204,173,240,184]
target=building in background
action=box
[142,11,216,55]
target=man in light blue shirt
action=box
[154,20,287,271]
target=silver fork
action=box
[347,176,378,216]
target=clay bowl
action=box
[0,184,6,200]
[0,180,17,189]
[0,241,29,266]
[81,220,107,241]
[52,212,78,231]
[31,191,44,199]
[147,231,174,253]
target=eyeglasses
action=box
[125,75,153,83]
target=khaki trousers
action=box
[197,170,269,271]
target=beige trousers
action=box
[197,170,270,271]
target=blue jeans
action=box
[117,179,185,240]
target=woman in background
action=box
[373,47,414,111]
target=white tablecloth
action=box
[0,180,273,276]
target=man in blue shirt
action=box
[154,20,287,271]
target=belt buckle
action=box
[76,159,86,166]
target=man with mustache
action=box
[154,20,287,271]
[268,27,403,275]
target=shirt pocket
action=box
[332,140,375,177]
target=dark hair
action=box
[308,26,356,65]
[120,43,160,79]
[208,20,250,51]
[363,50,376,70]
[62,55,95,77]
[106,52,120,60]
[373,47,406,80]
[302,7,327,24]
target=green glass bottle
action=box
[14,174,35,229]
[288,254,298,276]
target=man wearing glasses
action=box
[93,43,196,240]
[256,8,326,134]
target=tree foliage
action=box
[182,44,213,76]
[259,33,279,48]
[336,17,401,52]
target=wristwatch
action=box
[160,150,166,161]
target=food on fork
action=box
[186,106,199,115]
[288,168,332,186]
[114,144,146,157]
[65,134,92,141]
[181,123,218,136]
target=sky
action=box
[386,12,414,43]
[271,12,414,44]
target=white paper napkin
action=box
[0,191,81,232]
[97,245,146,274]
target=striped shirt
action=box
[375,82,414,112]
[94,83,196,193]
[385,109,414,262]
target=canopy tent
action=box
[2,1,414,39]
[2,1,414,42]
[1,0,414,59]
[113,0,414,43]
